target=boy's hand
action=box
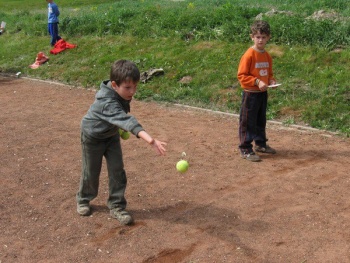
[269,80,279,89]
[150,139,167,155]
[258,80,268,92]
[137,131,167,155]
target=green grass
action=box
[0,0,349,136]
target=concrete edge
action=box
[173,104,340,136]
[0,73,342,137]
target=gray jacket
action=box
[81,80,144,139]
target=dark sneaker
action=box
[255,145,276,154]
[110,207,134,225]
[77,203,91,216]
[240,149,261,162]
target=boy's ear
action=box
[111,81,117,89]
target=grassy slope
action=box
[0,0,349,135]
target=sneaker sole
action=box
[77,205,91,216]
[255,150,276,154]
[77,210,91,216]
[255,146,276,154]
[240,155,261,162]
[110,210,134,225]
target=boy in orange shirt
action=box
[237,20,278,162]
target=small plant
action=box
[282,117,295,126]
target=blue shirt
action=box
[48,2,60,23]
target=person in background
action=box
[46,0,61,46]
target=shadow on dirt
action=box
[132,201,268,256]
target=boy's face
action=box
[111,80,138,101]
[251,32,270,50]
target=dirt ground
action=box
[0,75,349,263]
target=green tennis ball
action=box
[121,131,130,140]
[176,160,189,173]
[119,128,130,140]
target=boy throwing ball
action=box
[76,60,166,225]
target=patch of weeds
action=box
[282,116,295,126]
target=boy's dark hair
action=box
[110,60,140,85]
[250,20,271,36]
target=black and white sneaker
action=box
[240,149,261,162]
[255,145,276,154]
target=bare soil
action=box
[1,76,350,263]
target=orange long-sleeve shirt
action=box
[237,47,275,92]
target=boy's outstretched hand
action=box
[150,139,167,155]
[137,130,167,155]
